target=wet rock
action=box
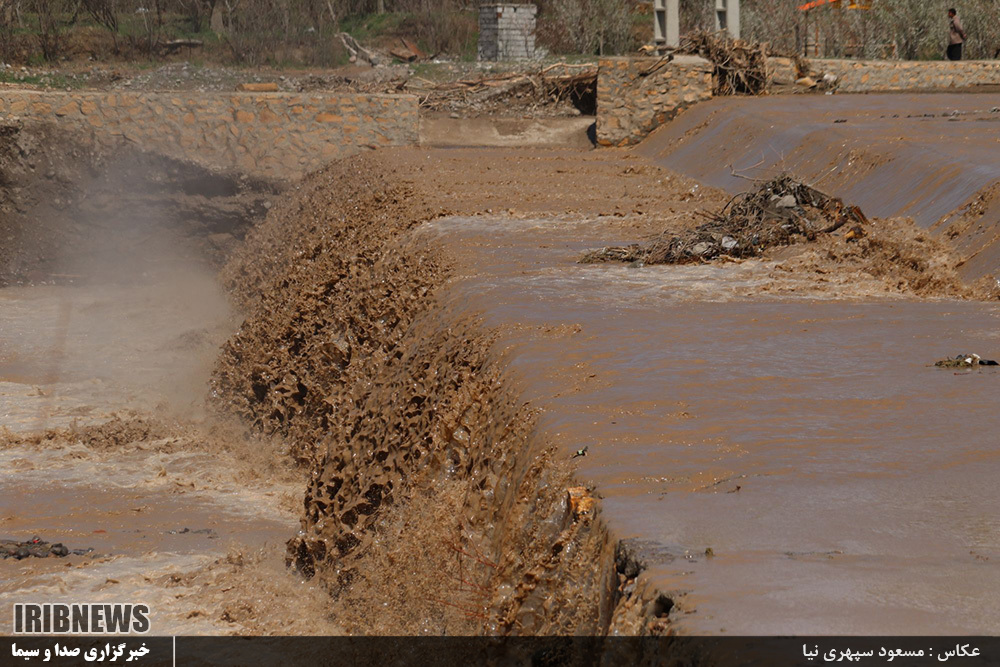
[1,537,91,559]
[774,194,797,208]
[615,538,681,580]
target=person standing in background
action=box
[948,8,967,61]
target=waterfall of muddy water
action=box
[637,93,1000,280]
[419,214,1000,634]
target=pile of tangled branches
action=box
[409,63,597,114]
[288,62,596,116]
[581,175,868,265]
[674,29,769,95]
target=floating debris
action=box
[935,354,999,368]
[581,175,867,265]
[166,527,217,536]
[674,30,769,95]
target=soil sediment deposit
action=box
[3,91,1000,639]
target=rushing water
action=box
[0,273,298,635]
[0,271,233,432]
[425,215,1000,634]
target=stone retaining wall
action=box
[819,59,1000,92]
[0,90,418,179]
[596,56,713,146]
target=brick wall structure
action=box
[478,4,537,61]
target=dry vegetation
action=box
[739,0,1000,60]
[0,0,645,68]
[3,0,995,69]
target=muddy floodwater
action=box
[4,97,1000,636]
[0,273,232,431]
[0,276,300,634]
[425,215,1000,635]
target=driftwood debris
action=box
[672,30,769,95]
[409,63,596,111]
[339,32,384,67]
[581,175,868,265]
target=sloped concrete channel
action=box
[422,214,1000,634]
[638,93,1000,279]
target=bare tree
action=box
[549,0,634,55]
[24,0,63,60]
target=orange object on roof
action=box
[799,0,870,10]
